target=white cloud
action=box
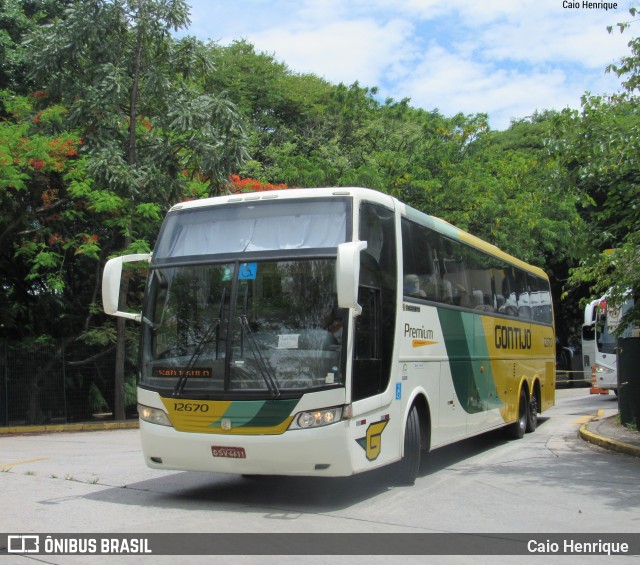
[183,0,633,129]
[249,17,415,85]
[392,41,623,129]
[475,6,629,69]
[391,45,541,127]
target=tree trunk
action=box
[114,295,128,421]
[113,3,144,420]
[113,244,131,420]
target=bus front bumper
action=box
[139,419,355,477]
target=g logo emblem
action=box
[356,420,389,461]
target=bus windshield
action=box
[595,304,618,355]
[140,259,346,395]
[154,199,347,259]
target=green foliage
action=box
[123,375,137,407]
[2,0,640,409]
[1,1,249,419]
[552,6,640,326]
[607,7,640,93]
[0,91,90,336]
[88,382,109,414]
[461,118,583,266]
[0,0,69,92]
[80,325,117,347]
[569,236,640,331]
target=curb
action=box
[579,420,640,458]
[0,420,139,435]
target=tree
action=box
[554,7,640,329]
[23,0,247,418]
[0,91,86,337]
[227,174,289,193]
[0,91,101,423]
[2,4,615,422]
[0,0,71,92]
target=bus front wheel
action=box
[397,405,421,485]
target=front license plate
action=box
[211,446,246,459]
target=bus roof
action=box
[168,186,395,212]
[169,187,547,280]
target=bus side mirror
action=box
[102,253,152,322]
[336,241,367,316]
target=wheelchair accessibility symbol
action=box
[238,262,258,280]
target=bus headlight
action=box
[138,404,173,427]
[290,406,343,429]
[595,365,614,374]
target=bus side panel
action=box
[468,314,510,433]
[437,308,507,434]
[396,303,468,448]
[543,360,556,411]
[528,319,556,411]
[478,316,555,418]
[434,361,468,446]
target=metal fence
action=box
[2,338,591,428]
[0,339,137,427]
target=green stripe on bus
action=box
[438,308,503,414]
[209,398,299,429]
[244,399,300,428]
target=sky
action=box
[180,0,634,130]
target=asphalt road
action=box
[1,388,638,564]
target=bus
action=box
[102,187,555,484]
[589,294,636,394]
[581,298,599,384]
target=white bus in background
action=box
[581,298,599,384]
[587,294,636,394]
[102,187,555,485]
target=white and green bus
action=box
[582,297,599,384]
[103,187,555,484]
[587,294,637,394]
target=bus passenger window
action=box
[514,269,531,320]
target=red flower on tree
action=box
[227,174,290,194]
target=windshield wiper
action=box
[173,287,227,398]
[237,314,280,398]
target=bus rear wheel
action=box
[508,388,528,439]
[397,405,421,485]
[526,392,538,433]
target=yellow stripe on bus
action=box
[412,339,438,348]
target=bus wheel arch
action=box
[412,393,431,452]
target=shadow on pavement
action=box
[80,427,516,514]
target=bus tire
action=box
[397,405,421,485]
[526,392,538,433]
[508,388,528,439]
